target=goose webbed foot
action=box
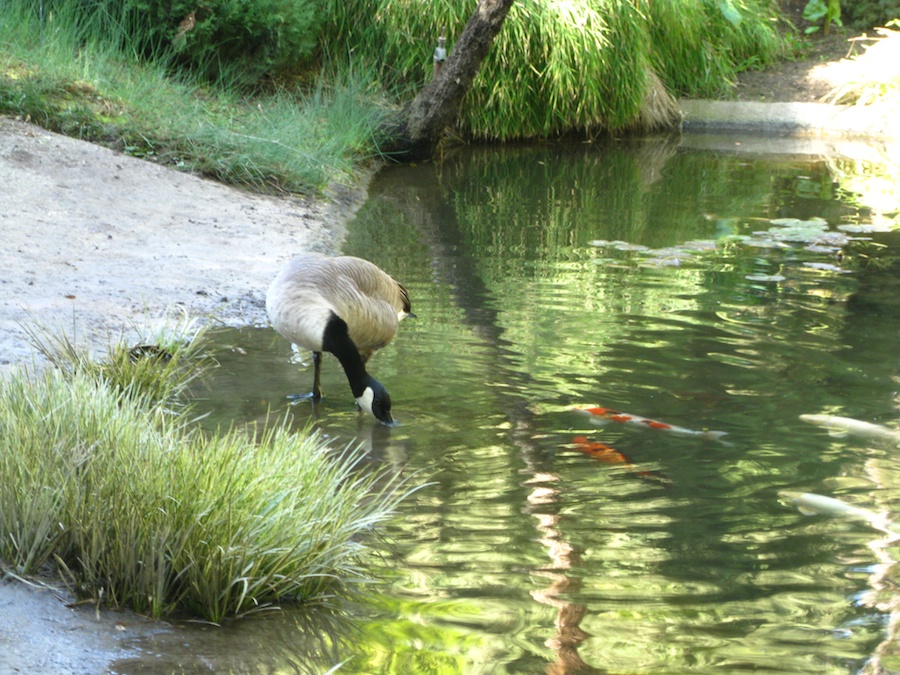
[287,391,323,402]
[288,390,322,403]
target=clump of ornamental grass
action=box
[321,0,784,140]
[20,311,209,411]
[322,0,652,139]
[0,329,415,622]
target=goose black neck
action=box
[322,313,369,397]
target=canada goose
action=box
[266,253,413,424]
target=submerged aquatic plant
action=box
[0,329,416,622]
[588,217,866,273]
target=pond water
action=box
[117,135,900,674]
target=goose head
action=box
[356,376,394,425]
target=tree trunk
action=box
[381,0,515,162]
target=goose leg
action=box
[311,351,323,400]
[288,351,324,401]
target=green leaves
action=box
[802,0,843,34]
[718,0,744,26]
[320,0,786,139]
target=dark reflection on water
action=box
[116,136,900,674]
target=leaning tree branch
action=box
[381,0,515,161]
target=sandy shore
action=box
[0,117,364,371]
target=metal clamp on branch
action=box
[433,28,447,80]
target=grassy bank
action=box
[0,0,794,187]
[0,1,390,194]
[5,2,895,188]
[0,325,414,622]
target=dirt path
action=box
[734,25,867,103]
[0,117,362,372]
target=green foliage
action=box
[3,0,790,155]
[320,0,786,140]
[803,0,843,33]
[843,0,900,29]
[0,1,388,193]
[647,0,784,96]
[0,330,415,622]
[39,0,324,86]
[178,75,392,191]
[134,0,323,85]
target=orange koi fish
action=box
[571,436,670,484]
[571,435,629,464]
[576,406,728,441]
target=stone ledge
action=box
[679,100,898,139]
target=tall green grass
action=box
[321,0,787,140]
[647,0,785,96]
[0,330,415,622]
[2,0,789,163]
[0,0,388,193]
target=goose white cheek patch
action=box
[355,387,375,417]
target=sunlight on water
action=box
[118,136,900,674]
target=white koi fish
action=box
[575,406,728,441]
[800,414,900,445]
[778,491,896,534]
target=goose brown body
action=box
[266,253,412,423]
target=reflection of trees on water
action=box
[187,140,900,672]
[341,140,900,671]
[856,498,900,673]
[843,234,900,398]
[802,242,900,672]
[841,235,900,671]
[521,456,598,674]
[349,156,605,671]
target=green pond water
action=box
[117,135,900,674]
